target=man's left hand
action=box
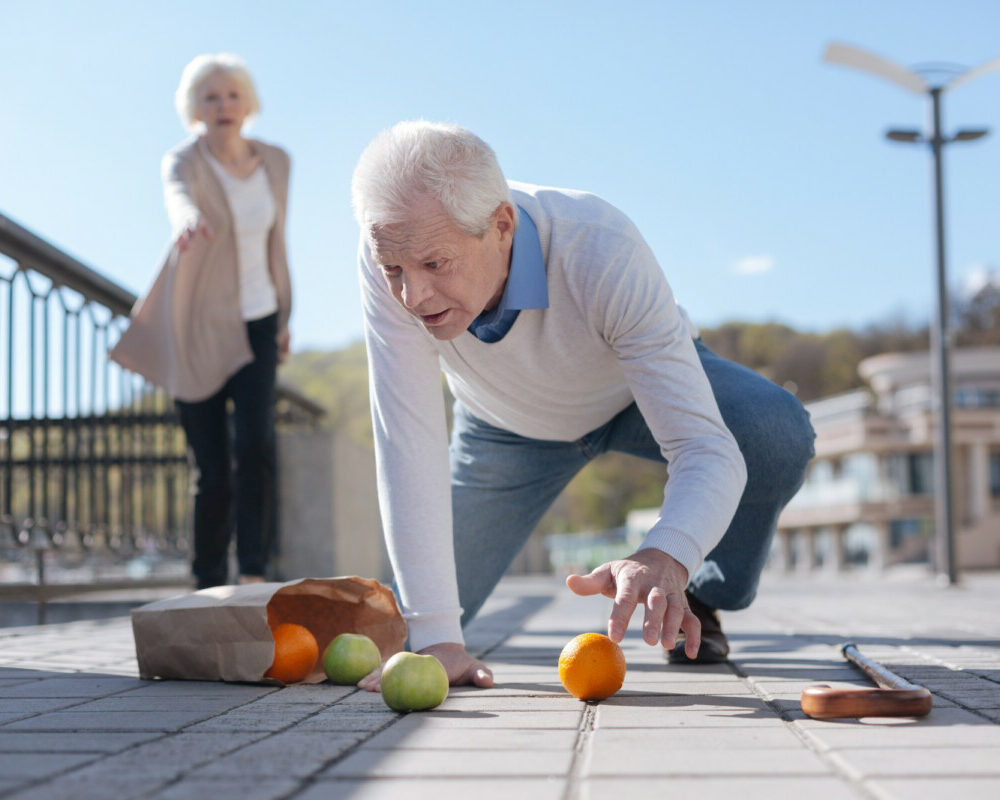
[357,641,493,692]
[566,549,700,658]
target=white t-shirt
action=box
[360,181,747,650]
[206,153,279,321]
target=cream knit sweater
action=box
[361,182,747,650]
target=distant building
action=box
[775,347,1000,572]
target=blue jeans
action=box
[176,313,279,589]
[449,340,815,625]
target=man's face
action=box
[370,196,515,341]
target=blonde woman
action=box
[111,53,292,589]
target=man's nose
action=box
[400,271,432,308]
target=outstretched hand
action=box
[566,549,701,658]
[357,641,493,692]
[176,217,213,253]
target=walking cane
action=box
[801,642,933,719]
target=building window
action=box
[956,388,1000,409]
[888,452,934,495]
[991,453,1000,498]
[908,453,934,495]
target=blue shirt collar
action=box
[499,206,548,312]
[469,206,548,333]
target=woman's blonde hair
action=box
[174,53,260,132]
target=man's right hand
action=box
[357,642,493,692]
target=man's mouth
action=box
[420,310,449,326]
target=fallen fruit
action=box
[380,651,449,712]
[264,623,319,684]
[558,632,626,700]
[323,633,382,685]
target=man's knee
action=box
[736,386,815,501]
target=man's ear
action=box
[493,202,516,243]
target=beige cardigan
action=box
[109,136,292,402]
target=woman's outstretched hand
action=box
[176,217,213,252]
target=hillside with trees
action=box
[279,277,999,539]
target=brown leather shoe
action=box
[667,591,730,664]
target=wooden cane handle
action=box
[801,684,933,718]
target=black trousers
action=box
[176,313,279,589]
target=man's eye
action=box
[382,265,401,275]
[424,261,440,270]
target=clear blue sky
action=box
[3,0,999,352]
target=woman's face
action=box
[194,71,250,136]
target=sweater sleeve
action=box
[591,229,747,579]
[358,237,465,651]
[161,149,202,238]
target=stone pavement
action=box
[0,568,999,800]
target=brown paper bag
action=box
[131,576,407,684]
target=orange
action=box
[558,632,627,701]
[264,623,319,683]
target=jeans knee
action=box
[741,390,815,499]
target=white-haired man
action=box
[352,121,814,688]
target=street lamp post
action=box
[823,42,999,585]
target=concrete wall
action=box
[273,428,391,584]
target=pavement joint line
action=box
[728,657,883,800]
[267,712,403,800]
[127,689,382,800]
[0,586,561,799]
[560,702,593,800]
[0,750,108,800]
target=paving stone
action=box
[121,681,276,699]
[579,776,860,799]
[184,704,325,732]
[800,720,1000,750]
[0,698,88,716]
[290,709,398,732]
[361,725,578,750]
[2,773,172,800]
[586,745,832,777]
[0,677,142,698]
[245,683,354,704]
[66,696,255,713]
[829,746,1000,778]
[866,777,1000,800]
[0,752,99,778]
[379,709,582,729]
[595,695,776,727]
[321,747,574,778]
[0,730,162,752]
[146,777,302,800]
[436,694,581,712]
[297,777,565,800]
[1,710,216,732]
[590,725,804,749]
[189,730,365,777]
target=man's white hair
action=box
[351,120,517,237]
[174,53,261,133]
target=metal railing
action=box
[0,211,324,615]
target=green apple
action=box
[322,633,382,685]
[380,651,449,712]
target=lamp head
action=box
[953,128,989,142]
[885,129,924,143]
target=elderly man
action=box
[352,121,814,688]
